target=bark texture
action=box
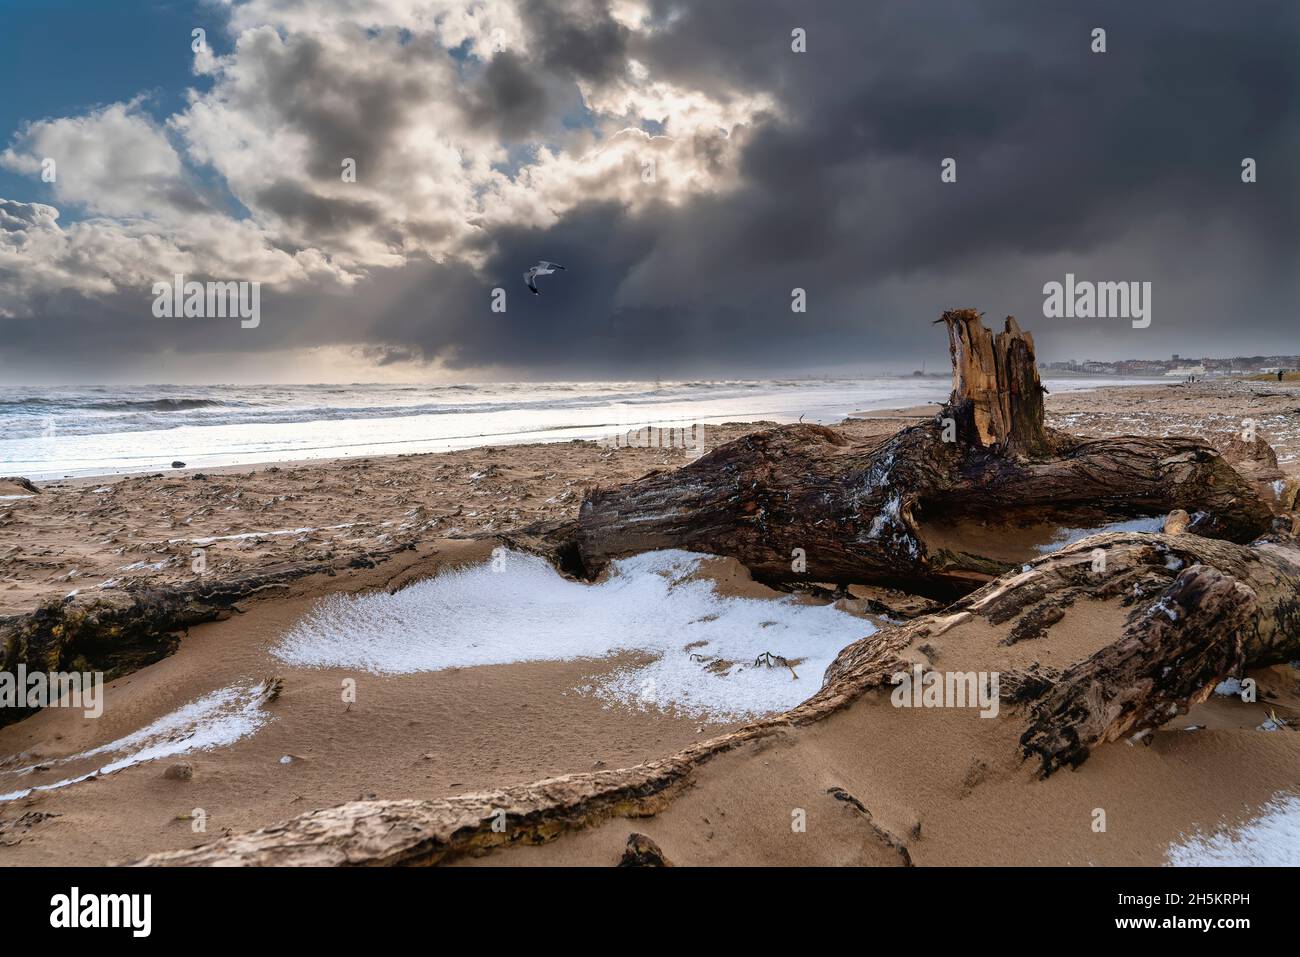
[940,310,1053,456]
[535,311,1272,598]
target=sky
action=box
[0,0,1296,384]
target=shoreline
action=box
[3,376,1172,482]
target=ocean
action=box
[0,377,1154,480]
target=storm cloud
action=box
[1,0,1296,382]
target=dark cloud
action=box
[465,52,554,140]
[254,178,386,236]
[228,27,448,182]
[361,344,425,366]
[523,0,630,84]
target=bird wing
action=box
[524,273,539,294]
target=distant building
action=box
[1041,353,1300,376]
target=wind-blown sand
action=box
[1,380,1298,865]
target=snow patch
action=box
[1168,793,1300,866]
[0,683,272,802]
[1035,516,1166,553]
[275,549,872,720]
[1214,677,1244,696]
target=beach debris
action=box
[617,832,673,867]
[162,762,193,781]
[1258,709,1290,732]
[523,260,565,295]
[842,584,940,619]
[0,810,60,845]
[171,461,186,469]
[259,676,284,703]
[826,786,913,866]
[1220,434,1284,482]
[754,651,798,679]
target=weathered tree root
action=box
[132,721,797,866]
[823,530,1300,775]
[538,312,1270,598]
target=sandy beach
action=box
[0,378,1297,866]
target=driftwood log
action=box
[824,531,1300,774]
[542,310,1272,599]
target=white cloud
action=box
[1,101,194,220]
[0,0,770,314]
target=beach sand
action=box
[1,379,1298,865]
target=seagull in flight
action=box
[524,261,566,295]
